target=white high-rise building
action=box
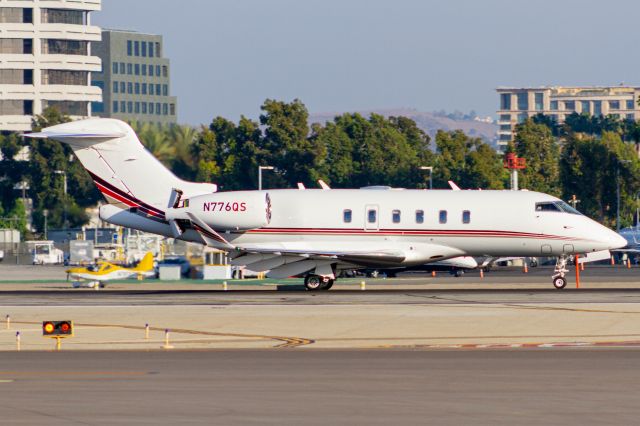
[0,0,102,132]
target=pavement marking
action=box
[11,320,315,349]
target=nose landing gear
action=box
[552,255,569,289]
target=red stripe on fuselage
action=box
[246,228,577,240]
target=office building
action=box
[0,0,102,131]
[496,86,640,147]
[91,29,177,125]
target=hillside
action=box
[309,108,497,146]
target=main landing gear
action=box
[304,275,334,291]
[552,255,569,290]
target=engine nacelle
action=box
[166,191,271,231]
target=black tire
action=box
[553,276,567,290]
[321,279,334,290]
[304,275,323,291]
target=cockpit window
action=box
[535,201,582,215]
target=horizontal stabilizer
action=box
[24,131,126,140]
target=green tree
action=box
[513,119,561,195]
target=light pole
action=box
[616,159,632,232]
[258,166,274,191]
[419,166,433,189]
[54,170,68,229]
[43,209,48,240]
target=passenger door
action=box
[364,205,379,231]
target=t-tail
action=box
[134,252,154,272]
[25,118,217,219]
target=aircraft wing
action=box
[230,242,465,279]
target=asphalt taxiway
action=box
[1,349,640,425]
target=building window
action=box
[134,40,140,56]
[627,100,635,110]
[149,42,154,57]
[127,82,133,94]
[0,69,29,84]
[149,84,154,95]
[119,62,125,74]
[0,8,29,23]
[127,101,133,113]
[499,124,511,131]
[156,84,161,95]
[517,93,528,111]
[127,40,132,56]
[142,83,147,95]
[135,102,140,113]
[141,41,147,57]
[343,209,352,223]
[149,103,154,114]
[368,209,377,223]
[499,114,511,122]
[120,101,125,112]
[392,210,401,223]
[112,62,118,74]
[163,103,168,115]
[120,81,125,93]
[162,65,168,77]
[162,84,168,96]
[499,134,512,142]
[415,210,424,224]
[141,64,147,76]
[581,101,590,114]
[41,8,84,25]
[156,102,161,115]
[439,210,447,224]
[517,113,527,123]
[534,93,543,111]
[609,100,620,110]
[134,64,140,75]
[462,210,471,224]
[134,83,140,94]
[500,93,511,110]
[627,113,635,120]
[127,63,132,74]
[113,81,118,93]
[170,103,175,115]
[156,65,161,76]
[41,70,88,85]
[550,100,558,110]
[43,100,88,116]
[42,39,88,55]
[593,100,602,116]
[142,102,147,114]
[112,101,118,113]
[148,65,154,77]
[155,42,161,56]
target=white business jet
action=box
[25,119,627,290]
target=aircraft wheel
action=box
[304,275,323,291]
[320,279,334,290]
[553,276,567,290]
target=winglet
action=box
[448,180,461,191]
[318,180,331,190]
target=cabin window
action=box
[415,210,424,224]
[535,202,562,212]
[368,209,377,223]
[439,210,447,224]
[462,210,471,224]
[343,209,352,223]
[392,210,401,223]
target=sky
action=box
[94,0,640,126]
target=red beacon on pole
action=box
[503,153,526,190]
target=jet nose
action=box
[608,231,628,250]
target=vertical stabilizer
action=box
[25,118,217,218]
